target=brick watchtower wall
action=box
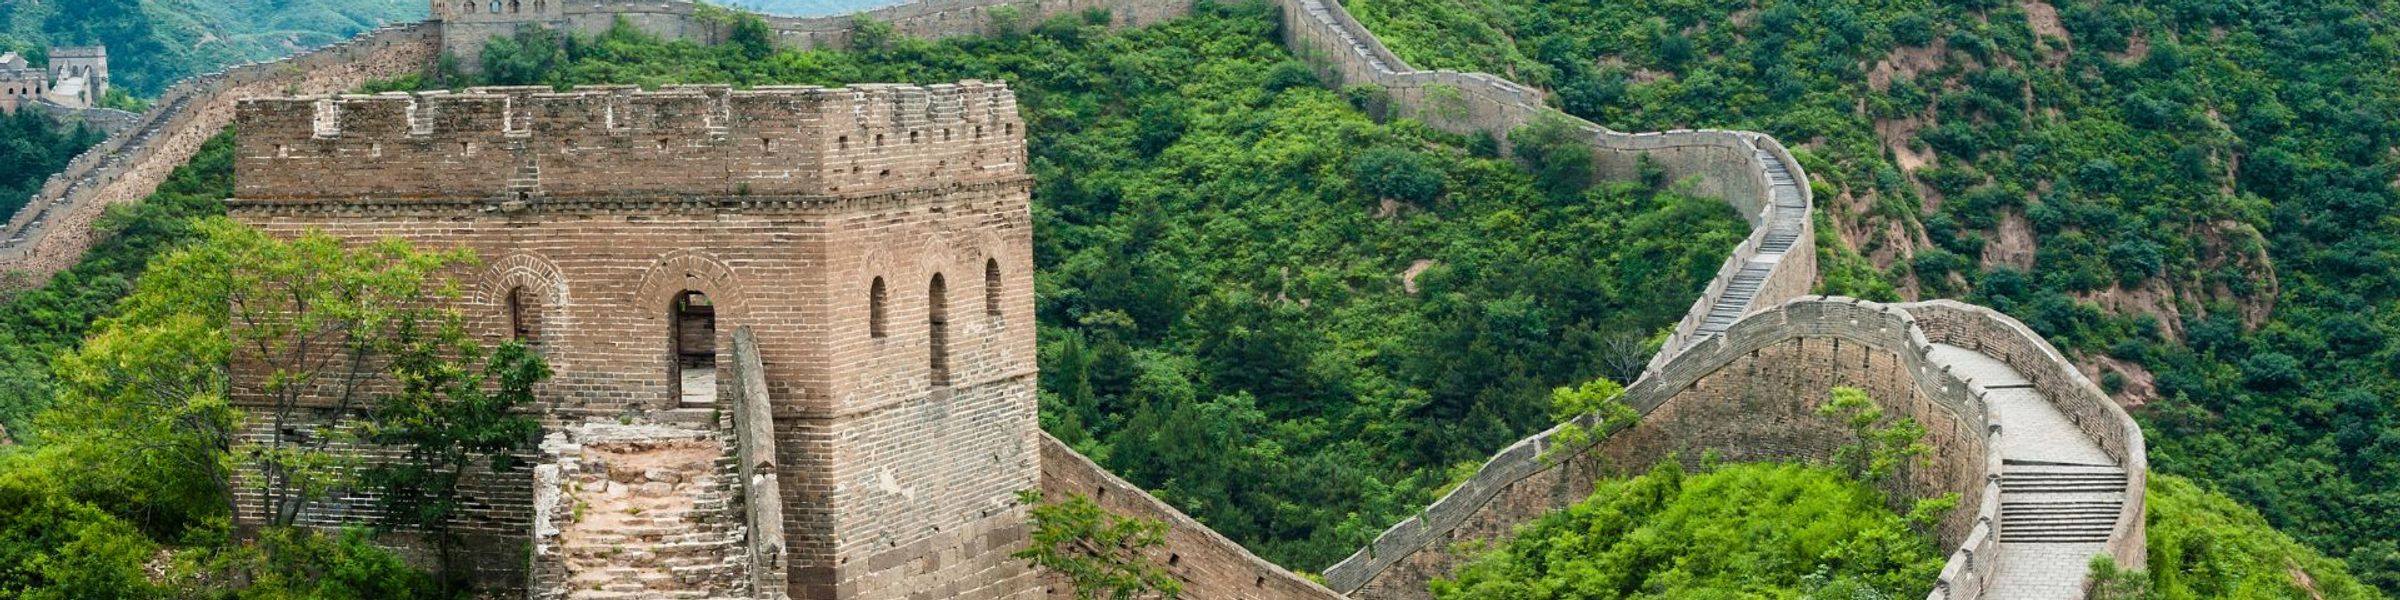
[230,83,1041,600]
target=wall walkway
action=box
[0,1,2146,597]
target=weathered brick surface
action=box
[228,84,1042,600]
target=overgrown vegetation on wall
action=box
[1345,0,2400,589]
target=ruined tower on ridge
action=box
[229,83,1040,600]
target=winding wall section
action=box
[0,1,2144,598]
[0,24,441,284]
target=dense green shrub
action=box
[1431,462,1944,599]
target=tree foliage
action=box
[1430,462,1945,599]
[1014,490,1182,600]
[361,334,548,589]
[0,109,106,218]
[2091,474,2384,600]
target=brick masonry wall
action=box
[229,84,1044,600]
[1904,301,2149,572]
[1325,298,2002,598]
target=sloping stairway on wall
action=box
[1694,150,1809,337]
[1926,344,2127,600]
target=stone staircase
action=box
[550,436,747,600]
[1998,462,2128,544]
[1694,150,1809,337]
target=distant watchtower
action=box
[229,83,1041,600]
[47,46,108,105]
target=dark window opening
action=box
[671,291,717,405]
[984,258,1002,315]
[506,286,542,346]
[929,274,949,386]
[870,277,889,338]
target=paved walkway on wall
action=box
[1928,344,2125,600]
[1694,149,1809,338]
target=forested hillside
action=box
[1343,0,2400,589]
[0,0,424,95]
[0,110,106,218]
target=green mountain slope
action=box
[1344,0,2400,590]
[0,0,425,95]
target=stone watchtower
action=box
[46,46,107,106]
[229,83,1041,600]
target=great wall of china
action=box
[0,0,2145,598]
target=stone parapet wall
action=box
[20,101,144,134]
[0,24,442,286]
[232,83,1025,202]
[1323,297,2008,598]
[1269,0,1817,379]
[1903,301,2149,573]
[1036,433,1346,600]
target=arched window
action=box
[670,291,717,405]
[506,286,541,345]
[928,274,949,387]
[488,0,501,14]
[984,258,1003,315]
[869,277,889,338]
[509,0,521,13]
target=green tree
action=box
[1352,146,1445,205]
[1816,387,1931,484]
[360,332,547,591]
[481,25,566,86]
[109,218,475,528]
[1014,490,1182,600]
[1431,462,1943,599]
[1508,112,1594,200]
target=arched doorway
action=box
[671,291,716,405]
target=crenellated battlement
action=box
[233,82,1025,202]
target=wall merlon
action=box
[231,82,1025,202]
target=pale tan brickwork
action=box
[229,83,1041,600]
